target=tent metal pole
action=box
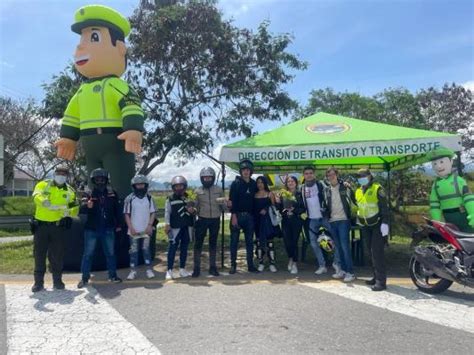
[386,163,392,240]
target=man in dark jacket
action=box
[78,168,123,288]
[355,168,390,291]
[228,159,258,274]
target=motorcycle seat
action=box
[444,225,474,239]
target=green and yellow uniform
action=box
[32,179,79,288]
[33,179,79,221]
[59,5,144,198]
[430,173,474,233]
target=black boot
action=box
[192,268,200,278]
[53,274,65,290]
[372,281,387,292]
[53,280,65,290]
[209,267,219,277]
[31,283,44,293]
[365,278,376,286]
[229,264,237,274]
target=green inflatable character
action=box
[428,147,474,232]
[55,5,144,198]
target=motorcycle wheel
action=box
[409,256,453,294]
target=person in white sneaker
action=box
[323,168,357,282]
[253,176,279,273]
[301,166,340,276]
[164,176,195,279]
[124,175,157,280]
[275,176,305,275]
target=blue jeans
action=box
[308,218,341,268]
[330,220,353,274]
[167,227,190,270]
[81,228,117,280]
[129,235,152,268]
[230,212,255,269]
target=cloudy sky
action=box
[1,0,473,181]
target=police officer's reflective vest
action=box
[356,183,381,225]
[60,76,144,140]
[168,195,194,228]
[33,180,79,222]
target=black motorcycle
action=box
[409,218,474,294]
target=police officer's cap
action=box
[71,5,131,38]
[357,168,371,177]
[55,165,69,174]
[426,147,454,161]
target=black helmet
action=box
[90,168,109,184]
[171,175,187,190]
[239,159,254,174]
[200,167,216,188]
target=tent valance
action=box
[219,112,462,173]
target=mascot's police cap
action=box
[427,147,454,161]
[71,5,131,37]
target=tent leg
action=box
[387,166,392,240]
[221,162,226,269]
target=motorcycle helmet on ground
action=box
[239,159,254,175]
[131,174,149,198]
[200,167,216,188]
[317,230,335,253]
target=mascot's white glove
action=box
[380,223,389,237]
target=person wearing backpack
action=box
[124,175,157,280]
[323,168,357,282]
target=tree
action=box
[417,83,473,156]
[128,0,306,175]
[0,97,61,182]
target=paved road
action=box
[0,236,33,244]
[1,271,473,354]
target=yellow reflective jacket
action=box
[33,180,79,222]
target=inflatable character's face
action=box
[432,157,453,178]
[74,26,126,78]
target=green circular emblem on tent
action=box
[306,122,350,134]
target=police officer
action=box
[228,159,258,274]
[428,147,474,232]
[55,4,144,198]
[355,168,389,291]
[192,167,225,277]
[31,166,79,292]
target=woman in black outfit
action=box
[254,176,278,272]
[276,175,306,274]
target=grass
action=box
[0,196,34,216]
[0,240,35,274]
[0,228,31,237]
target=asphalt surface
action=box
[93,280,473,354]
[1,270,473,354]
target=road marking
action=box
[5,285,161,354]
[301,282,474,334]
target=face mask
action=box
[54,175,67,185]
[133,187,147,198]
[358,177,369,186]
[94,182,107,191]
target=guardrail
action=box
[0,209,166,229]
[0,215,31,229]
